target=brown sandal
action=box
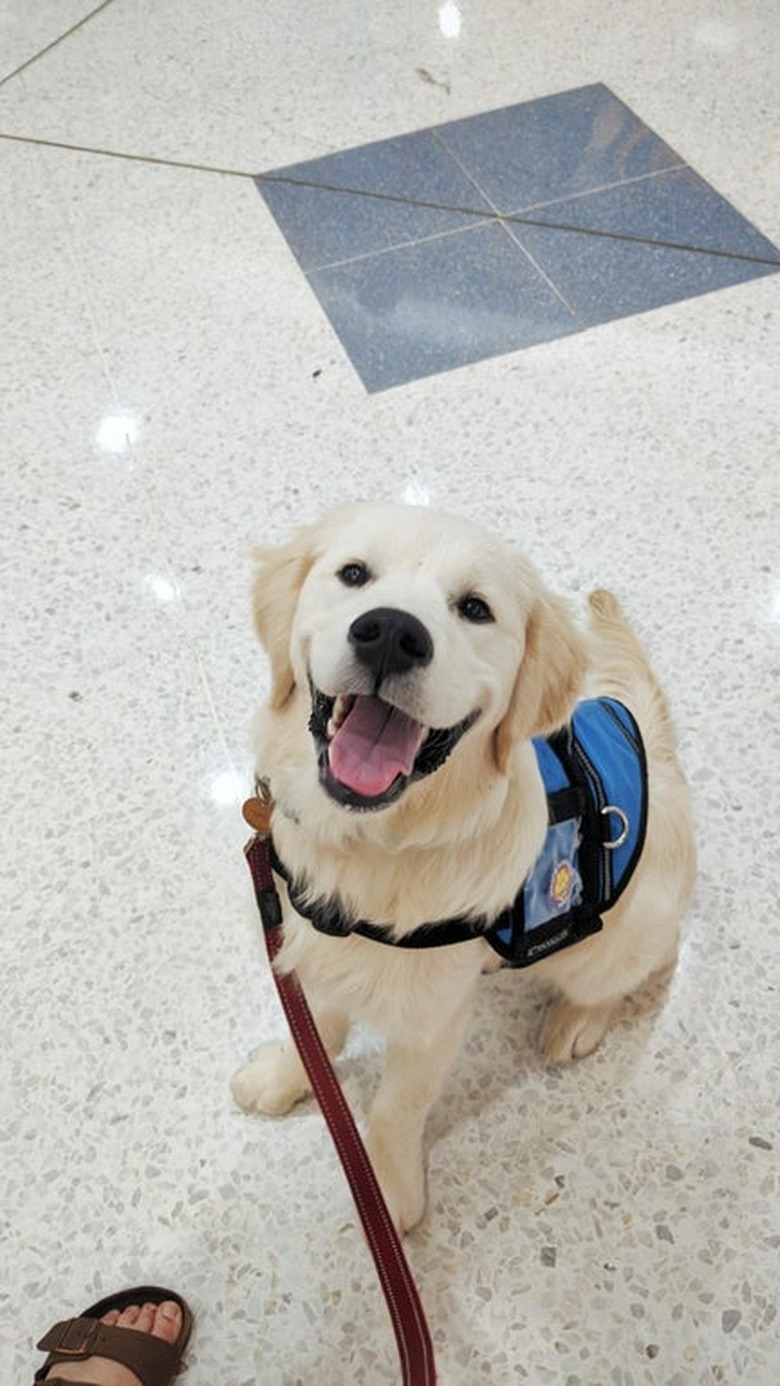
[34,1285,193,1385]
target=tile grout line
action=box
[258,167,780,269]
[0,0,118,91]
[298,195,780,280]
[305,214,502,274]
[427,130,579,317]
[506,210,780,267]
[471,150,686,322]
[498,220,580,319]
[429,127,504,219]
[3,132,778,270]
[304,196,576,317]
[0,130,257,180]
[508,163,690,218]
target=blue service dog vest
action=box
[270,697,648,967]
[485,696,647,966]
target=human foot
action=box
[35,1287,191,1386]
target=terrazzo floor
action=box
[2,2,778,1384]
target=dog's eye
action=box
[337,561,371,588]
[458,594,494,624]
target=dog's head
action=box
[253,504,586,813]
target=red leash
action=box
[243,805,437,1386]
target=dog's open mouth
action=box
[309,684,479,811]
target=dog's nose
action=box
[349,607,434,682]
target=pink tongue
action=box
[329,696,428,798]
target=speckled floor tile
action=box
[434,83,682,211]
[2,4,779,1386]
[256,84,779,389]
[0,0,102,83]
[257,132,493,271]
[306,221,579,393]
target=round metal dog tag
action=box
[242,797,274,834]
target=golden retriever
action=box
[232,503,696,1233]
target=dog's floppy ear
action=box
[252,528,317,709]
[494,592,587,772]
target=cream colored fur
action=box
[232,504,696,1233]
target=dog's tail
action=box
[586,589,679,761]
[587,589,696,918]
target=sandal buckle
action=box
[48,1316,101,1356]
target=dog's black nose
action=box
[349,607,434,682]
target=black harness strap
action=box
[270,845,487,949]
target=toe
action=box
[106,1300,182,1342]
[154,1302,183,1343]
[113,1304,142,1330]
[130,1303,157,1334]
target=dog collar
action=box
[266,697,648,969]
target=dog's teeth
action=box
[333,695,350,726]
[326,694,352,740]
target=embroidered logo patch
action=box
[550,860,575,908]
[524,819,583,931]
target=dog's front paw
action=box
[365,1128,427,1236]
[231,1042,310,1116]
[538,998,613,1065]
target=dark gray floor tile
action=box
[307,223,577,391]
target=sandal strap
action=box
[36,1315,182,1385]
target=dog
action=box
[232,502,696,1233]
